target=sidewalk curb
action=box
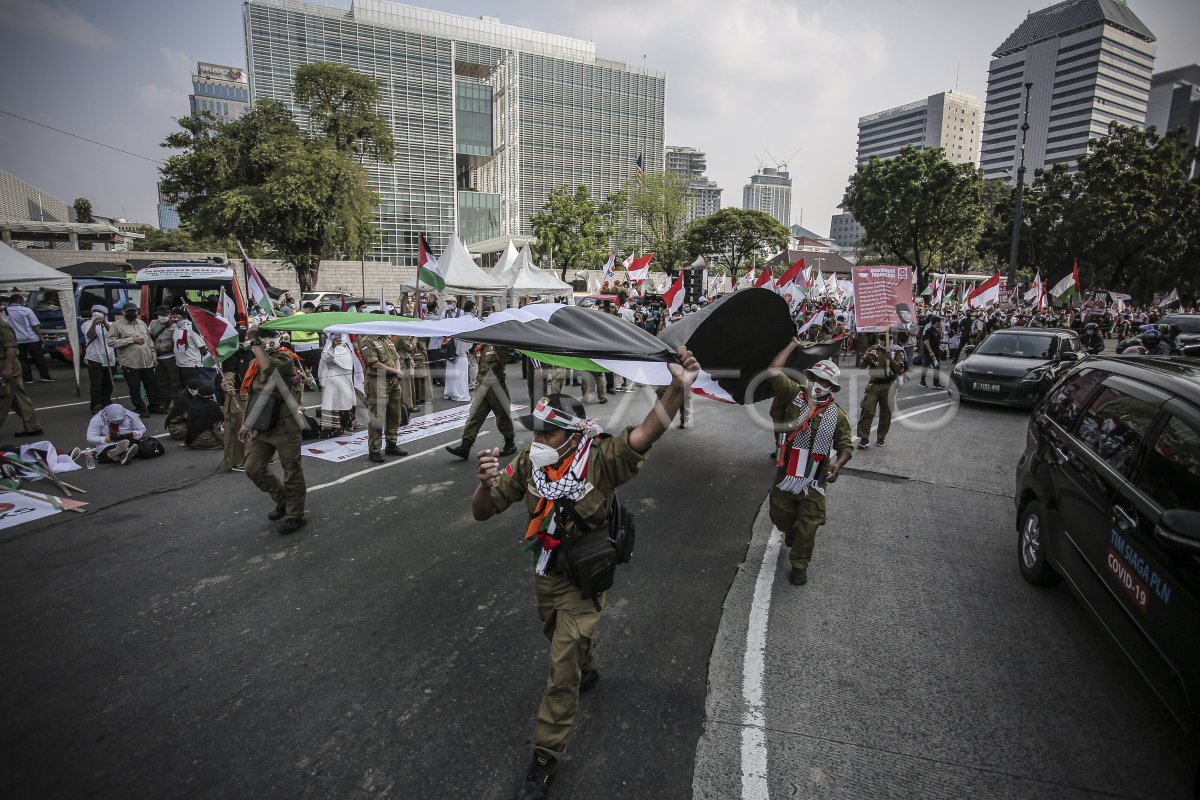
[692,495,779,800]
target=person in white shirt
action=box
[4,294,53,383]
[85,403,146,465]
[84,304,116,412]
[172,316,208,388]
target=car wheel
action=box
[1018,500,1061,587]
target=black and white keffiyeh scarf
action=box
[776,391,840,496]
[526,435,596,575]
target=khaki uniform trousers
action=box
[461,378,515,443]
[365,378,406,455]
[857,381,898,441]
[548,367,567,394]
[0,381,40,432]
[411,349,428,407]
[532,572,603,759]
[769,487,826,570]
[244,417,306,518]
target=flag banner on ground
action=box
[242,251,275,318]
[964,272,1001,310]
[418,234,445,293]
[658,288,840,404]
[0,490,65,530]
[851,265,916,332]
[188,304,241,367]
[662,270,686,314]
[301,403,525,462]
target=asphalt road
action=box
[0,362,1195,799]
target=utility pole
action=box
[1007,82,1033,288]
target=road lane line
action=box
[865,401,953,434]
[741,525,782,800]
[306,431,490,492]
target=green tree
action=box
[293,62,394,161]
[622,172,690,271]
[132,224,224,253]
[530,185,626,281]
[1021,122,1198,303]
[681,208,789,284]
[842,146,986,290]
[160,65,392,292]
[73,197,94,223]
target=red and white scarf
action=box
[776,389,839,496]
[525,435,596,575]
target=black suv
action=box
[1014,356,1200,734]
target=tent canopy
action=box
[508,258,572,298]
[400,235,509,296]
[490,239,522,286]
[0,242,81,388]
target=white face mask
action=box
[808,381,832,401]
[529,436,574,469]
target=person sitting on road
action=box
[183,382,223,450]
[165,378,201,441]
[86,403,147,465]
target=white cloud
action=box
[0,0,117,50]
[135,83,185,111]
[512,0,888,233]
[159,46,193,81]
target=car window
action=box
[1159,316,1200,334]
[976,333,1057,358]
[1075,386,1159,477]
[1137,415,1200,511]
[1043,368,1105,428]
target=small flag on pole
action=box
[187,304,240,368]
[241,246,275,319]
[418,234,445,293]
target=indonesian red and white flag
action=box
[931,274,945,307]
[777,258,805,287]
[754,268,774,291]
[662,269,686,315]
[965,271,1001,310]
[626,253,654,282]
[797,308,826,335]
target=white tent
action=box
[508,258,572,300]
[0,242,81,390]
[438,236,508,295]
[489,239,522,286]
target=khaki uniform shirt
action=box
[108,317,158,369]
[0,317,17,395]
[478,345,512,384]
[768,374,852,483]
[357,335,402,383]
[251,353,303,423]
[489,428,647,543]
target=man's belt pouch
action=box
[245,386,284,431]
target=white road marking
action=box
[307,431,489,492]
[741,525,782,800]
[35,399,95,412]
[865,400,953,435]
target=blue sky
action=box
[0,0,1196,235]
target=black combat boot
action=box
[444,438,473,460]
[516,752,557,800]
[499,438,518,456]
[384,443,408,457]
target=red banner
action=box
[851,266,915,332]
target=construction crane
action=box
[765,146,803,173]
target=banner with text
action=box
[851,266,916,333]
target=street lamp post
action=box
[1008,82,1033,288]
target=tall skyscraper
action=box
[158,62,251,231]
[742,167,791,228]
[856,90,982,165]
[244,0,666,266]
[191,62,250,123]
[1146,64,1200,178]
[831,90,980,249]
[665,145,722,224]
[981,0,1156,182]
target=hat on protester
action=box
[91,304,108,315]
[123,302,138,311]
[804,359,842,392]
[518,393,588,432]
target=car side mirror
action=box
[1059,351,1080,363]
[962,345,976,357]
[1155,510,1200,556]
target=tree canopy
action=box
[622,172,690,272]
[72,197,94,224]
[158,63,392,291]
[1018,122,1199,303]
[842,146,986,290]
[682,208,789,284]
[529,185,625,281]
[293,62,394,162]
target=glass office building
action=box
[244,0,666,266]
